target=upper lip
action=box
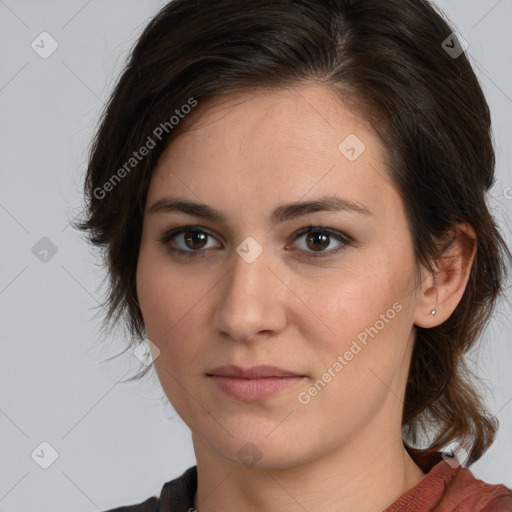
[207,365,304,378]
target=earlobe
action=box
[413,267,438,328]
[413,223,477,329]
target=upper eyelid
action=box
[164,226,222,244]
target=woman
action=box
[75,0,512,510]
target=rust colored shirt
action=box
[104,453,512,511]
[385,453,512,511]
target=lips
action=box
[206,364,304,378]
[206,365,307,401]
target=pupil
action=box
[308,232,328,251]
[186,231,207,250]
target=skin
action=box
[136,83,476,512]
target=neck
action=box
[192,423,426,512]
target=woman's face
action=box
[136,84,427,468]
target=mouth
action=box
[206,364,307,401]
[207,364,305,379]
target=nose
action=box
[211,243,288,343]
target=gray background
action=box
[0,1,511,510]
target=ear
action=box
[413,222,477,328]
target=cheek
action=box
[297,257,413,385]
[136,256,205,416]
[137,246,197,333]
[298,262,405,343]
[136,251,185,359]
[136,250,215,372]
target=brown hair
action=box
[74,0,511,467]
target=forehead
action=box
[166,84,376,154]
[148,84,398,224]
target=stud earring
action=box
[430,275,438,317]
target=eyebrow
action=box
[147,195,373,224]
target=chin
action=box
[198,429,314,470]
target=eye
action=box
[289,225,352,260]
[159,226,221,259]
[159,224,352,260]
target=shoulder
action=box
[386,455,512,512]
[481,494,512,512]
[444,462,512,511]
[102,466,197,512]
[455,474,512,512]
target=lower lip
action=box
[209,375,306,401]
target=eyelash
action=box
[158,224,353,261]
